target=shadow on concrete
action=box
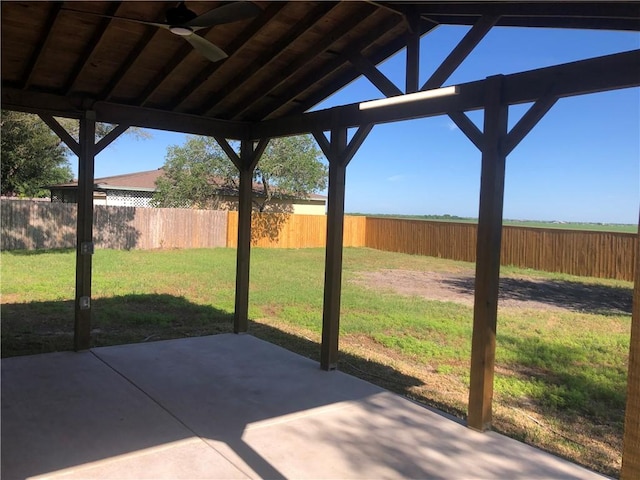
[1,294,613,479]
[442,275,632,315]
[1,295,423,479]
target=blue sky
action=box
[87,25,639,224]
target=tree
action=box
[153,135,328,212]
[1,110,72,197]
[1,111,152,198]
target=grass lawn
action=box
[1,247,632,477]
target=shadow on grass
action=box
[442,275,632,315]
[0,293,624,477]
[0,294,423,399]
[0,294,235,357]
[4,247,76,256]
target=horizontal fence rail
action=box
[2,200,636,281]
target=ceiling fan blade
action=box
[184,34,228,63]
[61,7,169,29]
[187,2,261,28]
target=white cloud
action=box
[446,121,459,131]
[387,174,405,182]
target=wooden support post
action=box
[321,127,348,370]
[405,8,420,94]
[234,144,254,333]
[215,137,269,334]
[314,124,373,370]
[468,75,508,430]
[621,211,640,479]
[74,111,96,351]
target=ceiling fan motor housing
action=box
[166,2,197,26]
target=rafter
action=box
[251,12,409,121]
[100,28,160,102]
[63,2,123,95]
[20,2,62,89]
[135,42,194,107]
[348,53,403,98]
[201,2,338,117]
[288,22,438,120]
[224,3,379,121]
[252,49,640,139]
[168,2,287,112]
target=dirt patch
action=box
[352,269,632,315]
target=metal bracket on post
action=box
[80,242,94,255]
[79,296,91,310]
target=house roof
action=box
[48,168,327,201]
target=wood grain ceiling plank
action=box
[200,2,339,118]
[225,2,379,121]
[168,2,287,111]
[63,2,123,95]
[20,2,63,89]
[253,11,408,121]
[99,27,160,102]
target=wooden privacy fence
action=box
[2,200,636,281]
[366,217,637,281]
[1,200,227,250]
[226,211,366,248]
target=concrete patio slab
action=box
[2,334,607,479]
[1,350,247,480]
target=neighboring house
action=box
[47,169,327,214]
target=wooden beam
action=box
[405,8,421,94]
[214,136,241,169]
[342,124,374,165]
[38,114,80,157]
[74,111,97,351]
[422,15,499,91]
[621,212,640,479]
[231,138,269,333]
[468,75,508,431]
[1,88,250,139]
[64,2,122,95]
[136,43,194,107]
[448,111,483,150]
[349,54,403,98]
[95,124,130,155]
[503,92,558,155]
[93,101,248,140]
[224,3,378,120]
[19,2,63,89]
[100,28,159,102]
[246,11,407,121]
[250,50,640,139]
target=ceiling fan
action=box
[66,2,261,63]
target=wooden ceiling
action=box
[2,1,639,128]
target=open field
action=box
[1,247,633,477]
[351,213,638,233]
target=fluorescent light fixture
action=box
[359,85,459,110]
